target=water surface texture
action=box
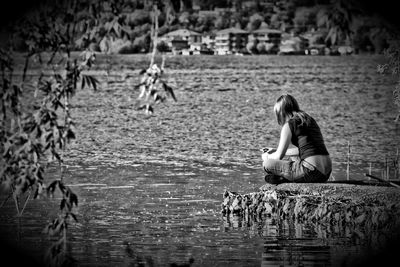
[1,55,400,266]
[69,54,400,177]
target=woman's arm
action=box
[268,123,292,160]
[261,146,298,162]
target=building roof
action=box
[301,30,327,40]
[216,27,249,35]
[163,29,201,37]
[252,27,282,34]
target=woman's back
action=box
[288,113,331,177]
[288,113,329,160]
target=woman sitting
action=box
[262,94,332,184]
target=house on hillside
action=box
[159,29,202,54]
[170,38,189,52]
[249,27,282,54]
[301,30,329,55]
[301,30,327,47]
[215,27,249,55]
[278,33,308,55]
[202,33,216,50]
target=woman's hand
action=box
[261,148,276,162]
[260,147,274,153]
[267,151,280,160]
[262,152,269,162]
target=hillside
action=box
[1,0,399,54]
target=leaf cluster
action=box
[377,40,400,121]
[44,179,78,233]
[1,17,99,264]
[1,50,98,199]
[136,61,177,114]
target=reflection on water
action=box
[224,211,396,267]
[65,163,260,266]
[1,162,399,266]
[1,55,400,266]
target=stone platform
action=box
[222,183,400,230]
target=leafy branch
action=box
[1,0,99,265]
[1,1,179,265]
[377,40,400,122]
[135,3,177,115]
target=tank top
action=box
[288,113,329,160]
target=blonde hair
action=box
[274,94,310,126]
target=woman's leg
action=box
[263,158,305,182]
[302,167,330,182]
[301,160,330,182]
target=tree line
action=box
[1,0,398,55]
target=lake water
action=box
[1,54,400,266]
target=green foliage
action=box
[0,47,98,265]
[132,3,177,115]
[6,0,395,55]
[317,5,351,45]
[1,0,100,265]
[246,40,258,54]
[197,15,215,32]
[247,13,264,31]
[157,41,170,53]
[256,42,266,54]
[126,9,152,28]
[377,40,400,121]
[293,6,318,32]
[395,86,400,121]
[1,2,177,265]
[136,52,177,115]
[214,15,230,30]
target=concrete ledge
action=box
[221,183,400,230]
